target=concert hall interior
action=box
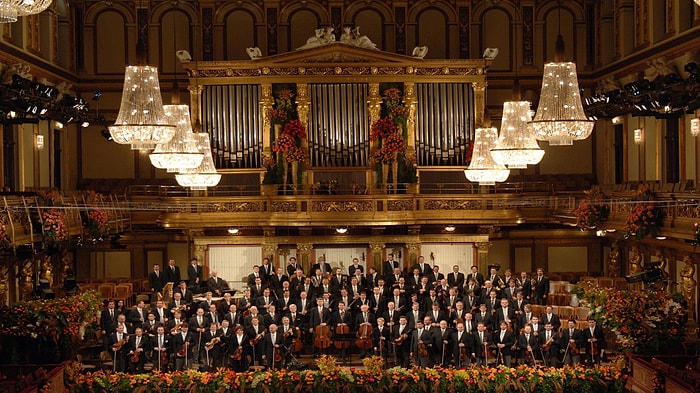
[0,0,700,391]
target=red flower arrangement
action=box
[382,130,406,153]
[272,133,296,153]
[42,209,67,244]
[267,108,288,125]
[370,147,397,165]
[0,222,10,248]
[282,119,307,139]
[575,187,609,229]
[86,209,108,238]
[370,117,398,141]
[284,145,308,163]
[625,184,662,240]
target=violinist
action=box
[279,316,296,362]
[473,304,492,330]
[406,302,424,330]
[494,321,515,367]
[152,326,169,372]
[371,317,391,359]
[540,322,560,367]
[560,319,583,365]
[219,319,232,366]
[529,315,544,339]
[169,292,189,320]
[474,322,492,366]
[410,320,434,367]
[189,307,210,363]
[541,305,562,331]
[245,316,266,364]
[261,323,285,369]
[108,324,129,372]
[202,322,222,369]
[285,303,303,330]
[166,310,185,335]
[224,304,241,327]
[451,322,474,368]
[381,302,401,330]
[583,318,605,366]
[428,302,447,328]
[128,327,149,374]
[392,316,412,368]
[517,325,538,367]
[228,324,250,372]
[219,293,236,317]
[434,320,452,367]
[354,304,376,330]
[173,324,194,370]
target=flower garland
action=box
[42,208,67,245]
[575,186,609,229]
[625,184,662,240]
[572,283,684,354]
[0,222,10,248]
[266,88,308,186]
[66,362,626,393]
[369,88,410,171]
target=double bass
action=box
[314,324,332,350]
[355,322,373,350]
[333,323,351,350]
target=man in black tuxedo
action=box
[207,269,228,296]
[410,320,434,367]
[108,324,129,372]
[311,256,332,276]
[517,324,539,366]
[473,322,491,366]
[561,319,584,365]
[392,316,413,368]
[164,258,181,285]
[187,258,203,291]
[172,324,194,370]
[127,327,150,373]
[493,321,515,367]
[260,258,274,283]
[413,256,432,277]
[148,264,165,302]
[541,305,562,331]
[469,265,485,286]
[447,265,465,292]
[583,318,605,365]
[541,322,560,367]
[532,268,550,305]
[261,323,286,369]
[348,257,364,277]
[428,265,444,285]
[383,253,400,280]
[286,257,302,277]
[452,321,474,368]
[175,280,194,303]
[100,300,118,337]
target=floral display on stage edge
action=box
[66,358,626,393]
[625,183,662,240]
[572,282,685,355]
[574,186,609,230]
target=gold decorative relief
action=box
[311,201,373,212]
[387,200,413,211]
[423,199,483,210]
[270,201,298,212]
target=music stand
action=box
[332,333,355,362]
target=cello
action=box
[334,323,351,350]
[355,322,373,350]
[314,324,332,353]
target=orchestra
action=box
[96,257,606,373]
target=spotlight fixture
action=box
[101,129,114,142]
[227,227,239,235]
[444,225,456,232]
[54,121,63,129]
[655,236,667,240]
[335,227,348,234]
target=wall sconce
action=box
[54,121,64,129]
[611,116,623,124]
[227,227,239,235]
[691,118,700,137]
[633,128,644,144]
[35,134,44,150]
[444,225,456,232]
[335,226,348,234]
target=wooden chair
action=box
[559,306,575,321]
[574,306,591,320]
[530,304,545,317]
[113,285,131,307]
[613,278,629,290]
[97,284,114,300]
[597,278,614,288]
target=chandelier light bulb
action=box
[464,127,510,186]
[176,133,222,190]
[149,105,204,171]
[491,101,545,169]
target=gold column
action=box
[406,242,421,269]
[295,83,310,192]
[260,83,274,184]
[367,83,383,192]
[475,242,492,276]
[187,84,203,124]
[473,80,487,126]
[297,243,313,275]
[369,242,385,273]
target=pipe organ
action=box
[187,43,491,186]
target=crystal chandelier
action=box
[491,101,545,168]
[108,66,175,150]
[530,62,594,145]
[176,133,221,190]
[149,105,203,172]
[696,0,700,6]
[0,0,53,23]
[464,127,510,186]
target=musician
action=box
[202,322,222,369]
[219,293,235,317]
[152,300,170,325]
[422,289,441,313]
[380,301,400,330]
[286,303,304,330]
[532,268,550,305]
[238,289,252,315]
[473,304,492,330]
[502,279,520,301]
[474,322,492,366]
[126,326,148,373]
[449,301,468,328]
[518,324,539,366]
[175,280,194,304]
[108,324,129,372]
[529,315,544,338]
[247,265,264,288]
[347,277,363,299]
[320,291,335,312]
[410,320,434,367]
[218,319,232,366]
[149,264,165,302]
[389,287,407,314]
[289,268,306,291]
[152,325,169,372]
[560,319,584,365]
[187,258,203,291]
[540,322,560,367]
[276,280,295,299]
[406,302,424,330]
[246,316,266,365]
[393,316,412,368]
[387,267,403,287]
[518,272,532,300]
[485,289,501,317]
[452,322,475,368]
[330,268,346,295]
[447,265,465,293]
[257,287,276,314]
[311,255,332,277]
[493,321,515,367]
[376,278,390,298]
[483,280,499,298]
[198,292,216,312]
[266,304,281,326]
[372,317,391,359]
[141,312,161,336]
[495,298,516,331]
[406,268,423,289]
[270,266,289,291]
[286,257,303,277]
[277,289,295,314]
[164,258,181,285]
[428,302,447,328]
[367,267,380,288]
[173,323,194,370]
[463,289,479,313]
[352,269,368,292]
[428,265,444,287]
[541,306,562,331]
[250,277,265,300]
[166,310,186,335]
[228,324,250,372]
[465,278,481,300]
[444,287,461,311]
[383,253,400,280]
[415,276,432,301]
[583,318,605,366]
[260,323,284,369]
[433,320,452,367]
[488,266,505,290]
[348,258,364,277]
[469,266,485,287]
[260,258,274,283]
[298,277,315,299]
[503,269,515,288]
[207,270,229,297]
[188,307,210,353]
[128,300,148,333]
[279,316,296,362]
[100,300,118,337]
[308,297,330,356]
[413,256,432,277]
[332,301,353,328]
[205,304,221,327]
[244,306,265,329]
[297,290,312,318]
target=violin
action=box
[541,336,555,352]
[394,333,408,345]
[525,347,535,364]
[177,342,189,357]
[290,327,304,353]
[249,331,265,346]
[314,324,332,349]
[112,337,128,351]
[130,350,141,363]
[334,323,351,349]
[590,341,599,355]
[459,346,468,361]
[418,340,428,357]
[205,337,220,351]
[273,345,283,363]
[231,345,243,360]
[569,340,580,355]
[159,347,168,367]
[355,322,373,350]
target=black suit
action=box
[108,332,129,372]
[187,264,203,288]
[148,271,165,294]
[286,263,302,276]
[207,276,228,295]
[411,327,435,367]
[447,272,465,290]
[127,334,150,373]
[541,313,562,331]
[452,330,474,367]
[582,325,605,365]
[517,332,539,365]
[413,263,432,277]
[533,275,550,305]
[392,324,412,367]
[348,264,364,277]
[100,308,118,334]
[165,264,181,284]
[469,272,485,286]
[474,330,492,365]
[311,262,332,276]
[433,327,452,367]
[560,327,584,364]
[228,333,251,371]
[493,329,515,367]
[262,331,286,368]
[172,331,194,370]
[383,260,400,279]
